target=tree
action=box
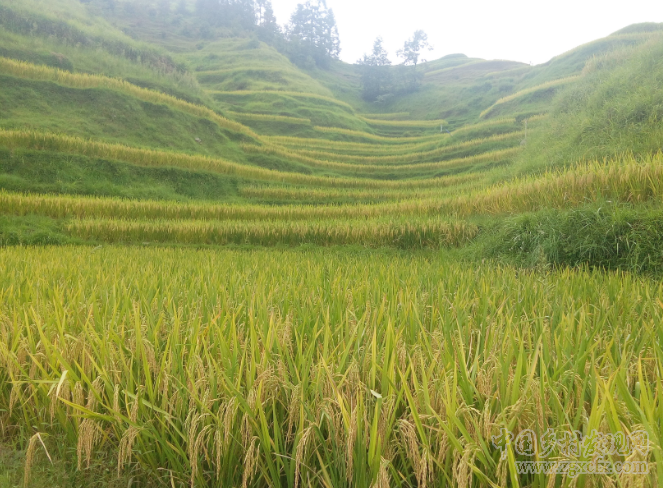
[287,0,340,68]
[195,0,256,30]
[358,37,392,102]
[396,30,432,92]
[255,0,280,42]
[397,30,433,67]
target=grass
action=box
[189,38,333,97]
[0,75,248,160]
[514,33,663,175]
[241,144,521,176]
[0,214,69,246]
[0,57,259,140]
[479,76,581,119]
[236,176,487,203]
[0,130,511,189]
[227,111,312,125]
[480,202,663,273]
[263,131,525,166]
[0,147,241,202]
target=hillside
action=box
[1,1,663,487]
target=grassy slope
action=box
[514,32,663,173]
[0,148,242,202]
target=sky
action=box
[269,0,663,66]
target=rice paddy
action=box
[1,12,663,487]
[1,248,661,488]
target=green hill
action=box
[1,1,663,486]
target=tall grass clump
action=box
[483,202,663,273]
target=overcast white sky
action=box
[270,0,663,65]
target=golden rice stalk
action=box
[77,419,101,470]
[48,370,69,423]
[294,426,314,488]
[117,426,140,476]
[371,457,391,488]
[23,434,39,488]
[191,424,213,488]
[210,89,356,112]
[241,437,260,488]
[398,419,430,488]
[347,406,358,482]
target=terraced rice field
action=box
[1,23,663,487]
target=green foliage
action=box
[396,29,433,67]
[0,214,69,246]
[0,3,183,73]
[481,203,663,274]
[357,37,392,102]
[0,75,249,161]
[286,0,340,68]
[0,147,242,202]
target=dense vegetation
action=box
[1,1,662,487]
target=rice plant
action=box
[65,217,477,248]
[3,152,662,226]
[312,126,444,143]
[240,145,522,174]
[244,132,525,167]
[1,247,660,487]
[0,130,505,190]
[237,175,487,203]
[359,117,448,129]
[209,89,357,113]
[227,111,312,125]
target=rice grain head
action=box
[23,433,40,488]
[370,457,391,488]
[241,437,260,488]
